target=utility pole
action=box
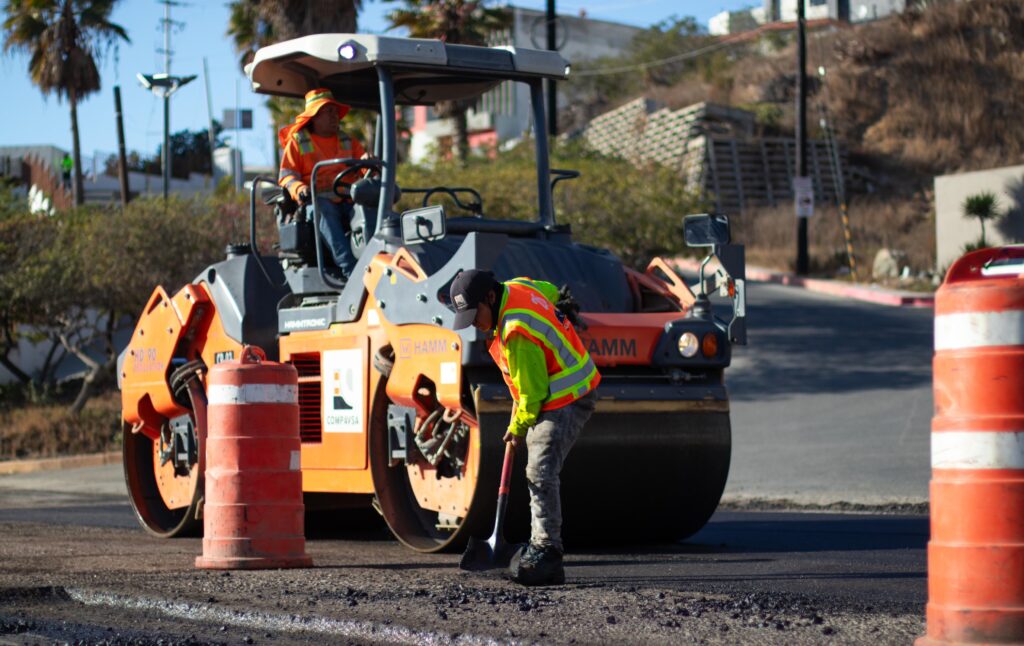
[203,57,217,181]
[138,0,194,202]
[545,0,557,137]
[113,85,130,207]
[794,0,810,275]
[162,0,172,200]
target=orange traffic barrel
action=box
[195,345,312,569]
[920,246,1024,645]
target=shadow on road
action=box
[725,287,933,400]
[574,512,928,559]
[690,514,928,553]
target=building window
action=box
[809,0,826,5]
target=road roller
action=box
[118,33,748,551]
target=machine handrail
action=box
[248,175,289,288]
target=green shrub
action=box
[397,142,706,268]
[0,192,262,413]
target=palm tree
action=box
[388,0,510,162]
[227,0,364,163]
[2,0,129,206]
[962,191,1002,247]
[229,0,361,68]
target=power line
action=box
[572,27,764,77]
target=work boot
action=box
[509,543,564,586]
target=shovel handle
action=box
[498,442,515,496]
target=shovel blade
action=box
[459,536,523,572]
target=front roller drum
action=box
[123,366,206,538]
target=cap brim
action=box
[451,308,478,330]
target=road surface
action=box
[0,279,934,644]
[724,280,933,506]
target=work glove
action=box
[556,284,587,331]
[296,185,311,205]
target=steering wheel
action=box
[332,159,384,199]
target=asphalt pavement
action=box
[722,279,933,506]
[0,273,935,643]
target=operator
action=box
[449,270,601,586]
[278,87,367,280]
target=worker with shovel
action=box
[450,270,600,586]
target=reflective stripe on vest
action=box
[293,129,353,157]
[294,129,315,154]
[493,279,599,409]
[279,168,301,183]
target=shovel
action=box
[459,442,523,571]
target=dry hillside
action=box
[727,0,1024,183]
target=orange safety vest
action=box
[488,278,601,412]
[278,127,365,200]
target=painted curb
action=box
[0,451,121,476]
[671,257,935,308]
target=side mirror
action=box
[683,213,730,248]
[401,205,447,245]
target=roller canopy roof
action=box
[245,34,570,109]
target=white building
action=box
[709,7,766,36]
[709,0,907,35]
[406,6,643,163]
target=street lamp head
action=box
[138,72,197,96]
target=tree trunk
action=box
[981,220,987,247]
[0,325,32,384]
[67,311,119,415]
[69,86,85,206]
[39,336,66,385]
[68,360,114,416]
[454,108,469,164]
[0,354,31,385]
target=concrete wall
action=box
[505,7,644,140]
[935,163,1024,271]
[406,7,643,163]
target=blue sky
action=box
[0,0,756,170]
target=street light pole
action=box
[163,92,171,201]
[138,73,196,202]
[795,0,810,275]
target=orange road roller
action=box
[118,34,747,552]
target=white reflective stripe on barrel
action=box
[934,310,1024,351]
[207,383,298,405]
[932,431,1024,470]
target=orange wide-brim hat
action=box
[277,88,351,148]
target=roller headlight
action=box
[677,332,699,358]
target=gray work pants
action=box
[524,390,597,552]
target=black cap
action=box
[449,270,497,330]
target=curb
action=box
[671,258,935,308]
[0,451,121,476]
